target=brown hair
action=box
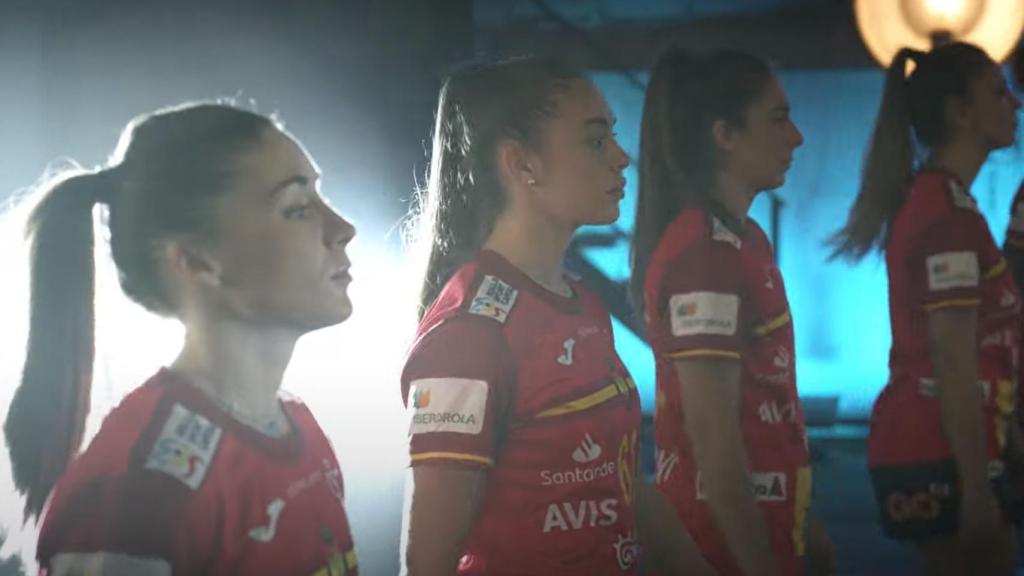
[629,47,774,315]
[829,42,993,260]
[5,103,277,520]
[410,56,584,318]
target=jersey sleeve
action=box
[910,207,986,311]
[401,316,515,469]
[653,238,745,361]
[37,406,216,575]
[1005,182,1024,286]
[1006,181,1024,250]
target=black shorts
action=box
[870,460,1018,541]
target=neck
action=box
[927,138,988,188]
[483,205,574,294]
[714,169,757,223]
[171,315,299,420]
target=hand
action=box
[805,515,835,576]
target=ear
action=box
[164,240,223,289]
[711,119,737,153]
[946,94,974,132]
[495,138,543,190]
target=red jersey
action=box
[401,250,642,576]
[37,369,358,576]
[869,170,1019,469]
[1005,179,1024,252]
[644,206,811,576]
[1005,180,1024,417]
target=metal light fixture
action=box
[855,0,1024,65]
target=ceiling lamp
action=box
[854,0,1024,65]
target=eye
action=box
[284,202,314,220]
[590,136,607,150]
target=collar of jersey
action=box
[477,249,582,315]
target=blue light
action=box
[586,68,1024,419]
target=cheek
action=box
[222,225,320,297]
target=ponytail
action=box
[829,48,921,260]
[410,57,583,318]
[629,47,773,318]
[414,78,505,317]
[5,168,110,520]
[5,103,275,521]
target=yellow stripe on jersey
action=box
[793,466,813,558]
[753,311,791,337]
[534,376,636,419]
[922,298,981,311]
[410,452,494,466]
[667,349,741,360]
[985,259,1008,280]
[310,548,358,576]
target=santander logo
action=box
[572,434,602,463]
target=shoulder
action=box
[423,255,522,329]
[906,171,978,219]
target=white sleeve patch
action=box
[144,403,222,490]
[468,275,519,323]
[711,217,742,249]
[409,378,487,435]
[669,292,739,337]
[926,251,979,292]
[49,552,172,576]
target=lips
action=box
[329,265,351,283]
[607,179,626,199]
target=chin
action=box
[588,206,621,226]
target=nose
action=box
[611,136,630,172]
[790,120,804,149]
[324,205,356,249]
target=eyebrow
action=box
[584,116,616,129]
[269,173,320,198]
[771,104,791,114]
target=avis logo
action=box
[542,499,619,532]
[572,434,601,463]
[413,387,431,409]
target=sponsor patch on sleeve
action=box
[711,217,742,249]
[409,378,487,435]
[949,180,979,212]
[144,403,222,490]
[468,275,519,323]
[669,292,739,337]
[926,251,979,292]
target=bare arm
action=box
[926,307,991,497]
[402,466,486,576]
[676,358,778,576]
[634,480,717,575]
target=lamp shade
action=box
[855,0,1024,65]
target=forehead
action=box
[549,78,613,126]
[230,128,318,191]
[749,77,787,111]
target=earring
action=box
[527,178,537,187]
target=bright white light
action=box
[924,0,969,20]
